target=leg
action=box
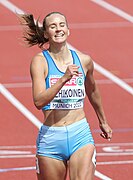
[36,155,67,180]
[69,144,96,180]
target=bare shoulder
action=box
[76,50,94,73]
[31,52,45,66]
[30,52,48,71]
[30,52,48,78]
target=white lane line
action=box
[0,1,131,179]
[0,142,132,148]
[0,21,133,31]
[0,0,133,96]
[0,160,132,173]
[0,25,21,31]
[0,166,36,173]
[0,0,24,14]
[91,0,133,23]
[97,160,133,165]
[0,155,35,158]
[0,84,42,129]
[3,82,32,88]
[0,150,32,155]
[2,78,133,89]
[96,78,133,84]
[0,145,36,149]
[0,84,112,179]
[97,152,133,156]
[69,44,133,96]
[0,1,113,179]
[69,21,133,29]
[93,63,133,95]
[90,1,133,96]
[96,142,133,146]
[0,167,112,180]
[95,171,112,180]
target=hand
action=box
[63,64,79,81]
[99,123,112,141]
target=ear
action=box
[44,31,48,39]
[67,29,70,36]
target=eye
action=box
[60,23,65,27]
[50,25,56,29]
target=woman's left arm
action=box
[84,56,112,140]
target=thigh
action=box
[69,144,96,180]
[36,155,67,180]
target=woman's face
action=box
[44,14,70,44]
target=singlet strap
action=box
[69,50,85,79]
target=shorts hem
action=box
[72,142,95,155]
[36,153,65,161]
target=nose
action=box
[56,25,61,31]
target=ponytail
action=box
[19,14,48,49]
[18,12,68,49]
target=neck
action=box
[48,43,70,61]
[48,45,72,64]
[49,42,68,54]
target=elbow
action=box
[33,94,49,110]
[34,100,43,110]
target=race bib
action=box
[49,74,85,109]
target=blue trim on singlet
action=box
[42,49,85,110]
[70,50,85,78]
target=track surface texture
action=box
[0,0,133,179]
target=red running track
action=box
[0,0,133,179]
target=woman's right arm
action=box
[30,54,79,109]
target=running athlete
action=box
[19,12,112,180]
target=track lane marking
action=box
[0,0,24,14]
[68,46,133,96]
[1,0,132,179]
[2,77,133,88]
[0,84,42,129]
[0,82,112,179]
[91,0,133,23]
[0,0,133,179]
[0,155,35,158]
[89,1,133,96]
[96,142,133,146]
[0,145,36,149]
[1,21,133,31]
[0,144,132,177]
[97,160,133,165]
[0,142,132,148]
[0,1,113,179]
[0,166,36,173]
[93,63,133,95]
[1,159,133,173]
[0,0,133,95]
[97,152,133,156]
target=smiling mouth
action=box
[55,33,64,37]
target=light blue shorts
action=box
[36,118,95,161]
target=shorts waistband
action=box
[41,118,87,132]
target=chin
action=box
[54,39,66,44]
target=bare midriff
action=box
[42,108,85,126]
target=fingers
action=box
[107,130,113,141]
[99,123,112,141]
[69,65,79,76]
[65,65,80,78]
[100,130,113,141]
